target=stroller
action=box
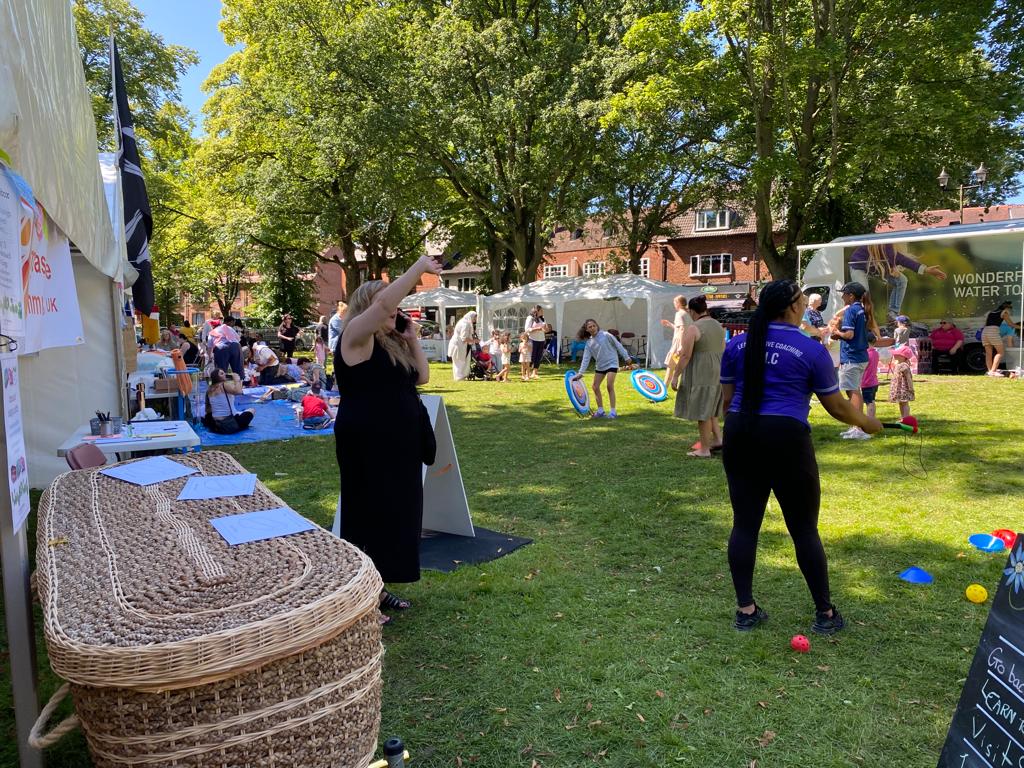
[467,344,494,380]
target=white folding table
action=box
[57,420,201,460]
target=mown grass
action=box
[3,366,1022,767]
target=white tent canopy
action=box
[401,287,479,361]
[479,274,702,368]
[400,287,478,310]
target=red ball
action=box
[790,634,811,653]
[992,529,1017,549]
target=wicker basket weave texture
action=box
[36,450,384,767]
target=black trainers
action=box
[734,604,768,632]
[811,605,846,636]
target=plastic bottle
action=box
[294,404,303,425]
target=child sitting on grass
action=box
[888,345,915,419]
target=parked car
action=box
[296,324,319,351]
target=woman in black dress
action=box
[335,255,442,624]
[277,314,299,360]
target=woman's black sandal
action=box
[380,591,412,611]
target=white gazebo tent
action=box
[400,287,478,361]
[479,274,702,368]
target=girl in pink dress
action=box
[888,346,915,419]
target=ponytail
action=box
[740,280,802,416]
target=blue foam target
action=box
[564,371,591,416]
[968,533,1006,553]
[630,369,668,403]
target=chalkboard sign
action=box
[938,535,1024,767]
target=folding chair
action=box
[65,443,107,470]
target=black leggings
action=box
[530,339,546,368]
[722,413,832,612]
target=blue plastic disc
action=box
[564,371,591,416]
[899,566,934,584]
[969,533,1006,553]
[630,369,668,403]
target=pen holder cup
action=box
[99,421,114,437]
[111,417,123,434]
[89,418,101,436]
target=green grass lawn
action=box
[3,366,1023,767]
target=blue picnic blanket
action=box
[196,397,334,447]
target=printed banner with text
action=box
[0,165,84,353]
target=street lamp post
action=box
[937,162,988,224]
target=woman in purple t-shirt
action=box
[720,280,882,636]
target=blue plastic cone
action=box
[899,566,934,584]
[968,534,1006,553]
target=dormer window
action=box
[695,209,731,231]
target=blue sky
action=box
[133,0,236,131]
[134,0,1023,204]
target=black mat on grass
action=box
[420,527,532,572]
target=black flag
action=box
[111,36,155,316]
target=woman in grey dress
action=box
[674,295,726,457]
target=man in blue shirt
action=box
[831,282,869,436]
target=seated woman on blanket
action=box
[203,369,255,434]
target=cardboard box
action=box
[152,376,179,393]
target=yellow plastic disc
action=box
[965,584,988,604]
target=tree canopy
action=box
[76,0,1024,299]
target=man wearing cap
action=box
[930,319,964,372]
[831,282,870,434]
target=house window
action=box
[191,313,205,326]
[583,261,606,276]
[544,264,569,278]
[603,224,618,238]
[572,228,584,240]
[456,277,476,292]
[690,253,733,277]
[695,209,730,231]
[639,257,650,278]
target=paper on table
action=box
[177,473,257,501]
[209,507,316,546]
[100,456,198,486]
[130,421,183,435]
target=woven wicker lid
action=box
[36,451,383,692]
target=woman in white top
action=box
[524,305,549,379]
[448,311,478,380]
[571,319,633,418]
[204,369,255,433]
[661,294,692,388]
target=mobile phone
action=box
[395,311,409,333]
[441,250,464,270]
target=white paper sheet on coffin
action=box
[99,456,198,486]
[177,473,257,501]
[210,507,316,546]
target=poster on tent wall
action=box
[1,353,29,532]
[0,166,84,353]
[0,167,26,340]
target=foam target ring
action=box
[564,370,591,416]
[630,369,668,402]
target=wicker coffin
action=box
[34,450,383,768]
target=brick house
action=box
[876,204,1020,232]
[541,205,781,301]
